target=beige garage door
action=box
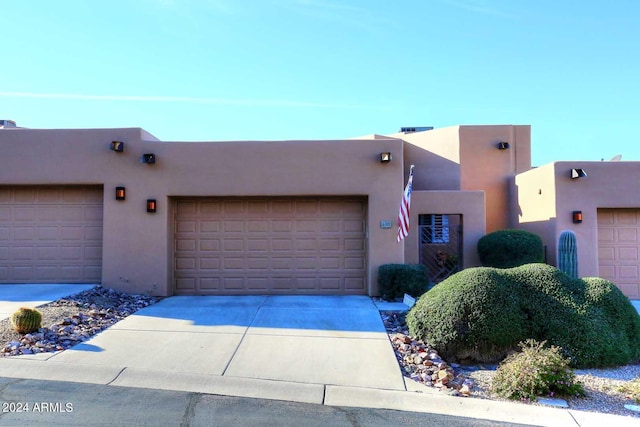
[598,209,640,299]
[0,186,103,283]
[174,197,367,295]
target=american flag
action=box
[397,166,415,242]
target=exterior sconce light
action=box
[380,152,392,163]
[497,142,510,150]
[146,199,157,213]
[141,153,156,164]
[110,141,124,152]
[570,168,587,179]
[573,211,583,224]
[115,187,126,201]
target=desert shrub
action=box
[406,263,640,368]
[406,266,524,362]
[491,339,584,401]
[378,264,429,300]
[477,229,544,268]
[618,377,640,403]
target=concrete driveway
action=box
[35,295,407,392]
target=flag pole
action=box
[397,165,415,243]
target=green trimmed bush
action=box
[378,264,430,300]
[406,263,640,368]
[477,229,544,268]
[491,339,585,401]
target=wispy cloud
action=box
[0,91,371,109]
[437,0,515,18]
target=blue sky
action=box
[2,0,638,166]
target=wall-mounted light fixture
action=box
[146,199,157,213]
[115,187,126,200]
[497,142,510,150]
[110,141,124,152]
[572,210,583,224]
[570,168,587,179]
[141,153,156,164]
[380,152,392,163]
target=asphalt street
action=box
[0,377,533,427]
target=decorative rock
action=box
[1,285,158,358]
[395,333,412,344]
[459,384,471,396]
[381,310,476,397]
[448,380,462,390]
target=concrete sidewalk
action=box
[0,288,639,426]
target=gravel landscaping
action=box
[380,309,640,419]
[0,286,159,356]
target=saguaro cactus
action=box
[10,307,42,334]
[558,230,578,279]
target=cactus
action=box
[10,307,42,334]
[558,230,578,279]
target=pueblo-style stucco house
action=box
[1,120,639,299]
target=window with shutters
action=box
[419,214,450,243]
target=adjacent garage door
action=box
[598,209,640,299]
[0,186,103,283]
[173,197,367,295]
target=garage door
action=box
[598,209,640,298]
[0,186,103,283]
[174,197,367,295]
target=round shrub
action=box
[491,339,584,401]
[477,229,544,268]
[406,267,524,363]
[406,263,640,368]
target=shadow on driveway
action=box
[128,295,387,332]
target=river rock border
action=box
[380,310,475,396]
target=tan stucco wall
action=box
[1,124,537,295]
[516,161,640,277]
[459,125,531,233]
[553,161,640,278]
[392,125,531,234]
[404,190,485,269]
[514,164,558,263]
[392,126,462,191]
[0,128,405,296]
